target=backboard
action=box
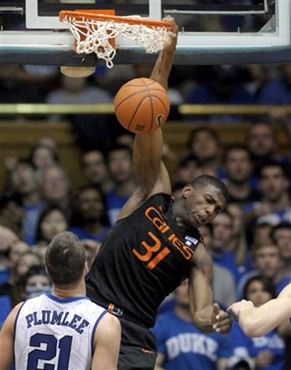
[1,0,291,66]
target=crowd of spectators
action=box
[0,112,290,369]
[1,22,291,369]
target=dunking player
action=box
[86,17,232,370]
[0,232,121,370]
[228,282,291,337]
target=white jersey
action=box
[14,293,107,370]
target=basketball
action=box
[114,78,170,134]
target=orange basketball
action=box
[114,78,170,134]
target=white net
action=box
[61,14,171,68]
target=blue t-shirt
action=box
[106,189,129,226]
[242,203,291,226]
[211,250,241,284]
[69,226,110,242]
[151,312,232,370]
[276,275,291,295]
[23,202,44,245]
[230,321,285,370]
[0,294,12,328]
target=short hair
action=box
[258,160,288,178]
[223,144,251,163]
[28,144,59,168]
[191,175,229,204]
[243,275,276,300]
[270,222,291,241]
[45,232,86,286]
[23,265,51,289]
[188,127,220,150]
[106,144,132,163]
[251,242,280,260]
[177,154,199,168]
[35,206,68,243]
[213,209,233,223]
[80,149,105,166]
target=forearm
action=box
[133,21,177,191]
[150,20,177,90]
[133,129,163,191]
[189,270,213,333]
[150,47,175,90]
[189,265,214,333]
[238,298,290,337]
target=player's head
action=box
[45,231,86,287]
[180,175,228,228]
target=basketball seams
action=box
[114,77,169,134]
[127,97,147,132]
[151,95,169,115]
[115,90,150,111]
[123,82,158,88]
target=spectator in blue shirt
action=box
[229,276,285,370]
[222,145,260,206]
[105,144,136,225]
[243,161,291,227]
[152,279,233,370]
[236,243,289,300]
[210,210,241,284]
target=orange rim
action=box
[59,10,173,29]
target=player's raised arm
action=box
[189,243,232,334]
[227,283,291,337]
[133,17,178,196]
[118,18,178,219]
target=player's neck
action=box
[52,280,86,299]
[172,200,188,231]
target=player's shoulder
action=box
[123,191,172,221]
[146,192,172,207]
[100,312,120,327]
[94,312,121,340]
[2,301,25,332]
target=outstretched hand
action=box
[211,303,233,334]
[227,299,255,318]
[162,16,178,51]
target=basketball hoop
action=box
[59,10,173,69]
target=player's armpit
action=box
[92,313,121,370]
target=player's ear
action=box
[84,262,89,274]
[182,184,193,199]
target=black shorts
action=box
[118,317,157,370]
